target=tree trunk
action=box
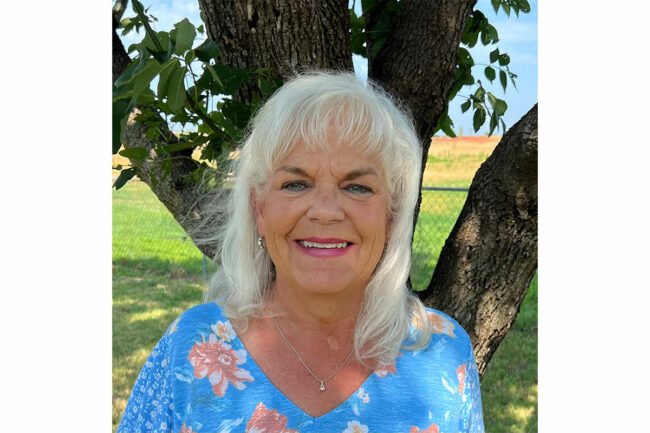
[418,104,538,376]
[367,0,476,248]
[198,0,353,100]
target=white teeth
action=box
[299,241,349,249]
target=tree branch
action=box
[112,12,218,259]
[419,103,538,377]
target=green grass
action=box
[112,179,537,433]
[481,274,538,432]
[113,181,210,274]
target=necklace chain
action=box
[272,315,353,391]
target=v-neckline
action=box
[229,317,376,419]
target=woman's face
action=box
[254,141,391,300]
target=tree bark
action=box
[198,0,353,101]
[418,104,538,377]
[113,15,132,83]
[368,0,476,248]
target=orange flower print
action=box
[428,311,456,338]
[188,334,254,397]
[457,363,467,395]
[342,420,369,433]
[410,423,439,433]
[246,402,299,433]
[180,423,194,433]
[211,320,236,342]
[374,353,402,378]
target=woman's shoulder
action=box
[164,302,230,339]
[413,307,474,358]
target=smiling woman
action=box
[117,72,485,433]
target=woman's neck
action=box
[266,280,363,343]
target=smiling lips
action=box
[295,237,353,257]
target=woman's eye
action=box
[281,181,308,192]
[344,184,373,194]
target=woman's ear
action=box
[251,187,264,235]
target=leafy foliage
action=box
[350,0,402,60]
[112,0,283,190]
[436,1,528,136]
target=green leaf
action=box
[487,24,499,43]
[498,53,510,66]
[440,118,456,138]
[456,47,474,68]
[173,18,196,54]
[487,92,497,108]
[114,52,148,87]
[197,24,204,33]
[131,60,163,100]
[480,28,490,45]
[167,66,187,113]
[502,3,511,16]
[500,70,508,92]
[371,37,387,60]
[436,111,456,138]
[491,0,500,13]
[350,32,367,57]
[161,140,202,154]
[119,147,149,161]
[221,99,253,130]
[484,66,496,82]
[473,107,486,132]
[463,27,479,48]
[113,167,137,190]
[494,98,508,116]
[500,117,507,133]
[474,86,485,102]
[488,111,498,136]
[194,39,220,63]
[489,48,500,64]
[210,64,251,95]
[258,78,276,97]
[205,64,224,89]
[461,99,471,113]
[157,59,180,100]
[112,99,130,154]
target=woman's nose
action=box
[306,185,345,223]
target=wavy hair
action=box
[199,71,432,366]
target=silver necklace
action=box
[272,316,353,391]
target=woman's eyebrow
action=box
[276,166,309,176]
[275,166,378,180]
[342,168,379,181]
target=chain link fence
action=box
[112,181,468,288]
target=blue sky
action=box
[119,0,537,136]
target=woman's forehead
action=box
[273,140,385,175]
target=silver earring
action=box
[257,234,265,249]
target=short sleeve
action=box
[117,331,174,433]
[459,344,485,433]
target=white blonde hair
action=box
[200,71,431,366]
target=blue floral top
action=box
[117,303,484,433]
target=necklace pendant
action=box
[319,381,325,391]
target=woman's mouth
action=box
[297,240,350,249]
[295,238,353,257]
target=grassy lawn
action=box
[112,137,536,432]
